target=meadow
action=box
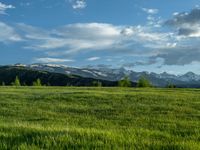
[0,87,200,149]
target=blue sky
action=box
[1,0,200,74]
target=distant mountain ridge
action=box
[2,63,200,87]
[0,65,131,86]
[15,63,200,88]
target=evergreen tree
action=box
[118,76,131,87]
[1,82,5,86]
[92,81,102,87]
[166,83,176,88]
[137,76,151,87]
[12,76,21,86]
[33,78,42,86]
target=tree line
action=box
[118,76,152,88]
[1,76,42,86]
[0,75,142,87]
[1,75,176,88]
[92,76,153,88]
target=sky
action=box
[1,0,200,74]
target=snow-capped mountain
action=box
[178,72,200,82]
[12,63,200,87]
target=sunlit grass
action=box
[0,87,200,149]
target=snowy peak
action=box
[179,72,200,81]
[9,63,200,87]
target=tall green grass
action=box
[0,87,200,149]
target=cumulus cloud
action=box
[120,27,134,36]
[142,8,159,14]
[165,8,200,37]
[144,8,200,66]
[0,2,15,15]
[151,46,200,65]
[1,21,187,66]
[35,57,75,63]
[147,33,200,66]
[14,22,183,67]
[17,22,173,57]
[3,1,200,68]
[4,16,200,67]
[70,0,87,9]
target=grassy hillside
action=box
[0,87,200,149]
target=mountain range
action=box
[0,65,126,86]
[7,63,200,88]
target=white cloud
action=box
[87,57,100,61]
[20,23,173,53]
[15,22,177,62]
[35,57,75,63]
[71,0,86,9]
[19,23,121,53]
[0,22,22,43]
[173,12,179,16]
[166,8,200,37]
[0,2,15,15]
[1,4,200,67]
[0,19,198,67]
[120,27,134,36]
[142,8,159,14]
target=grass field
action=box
[0,87,200,149]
